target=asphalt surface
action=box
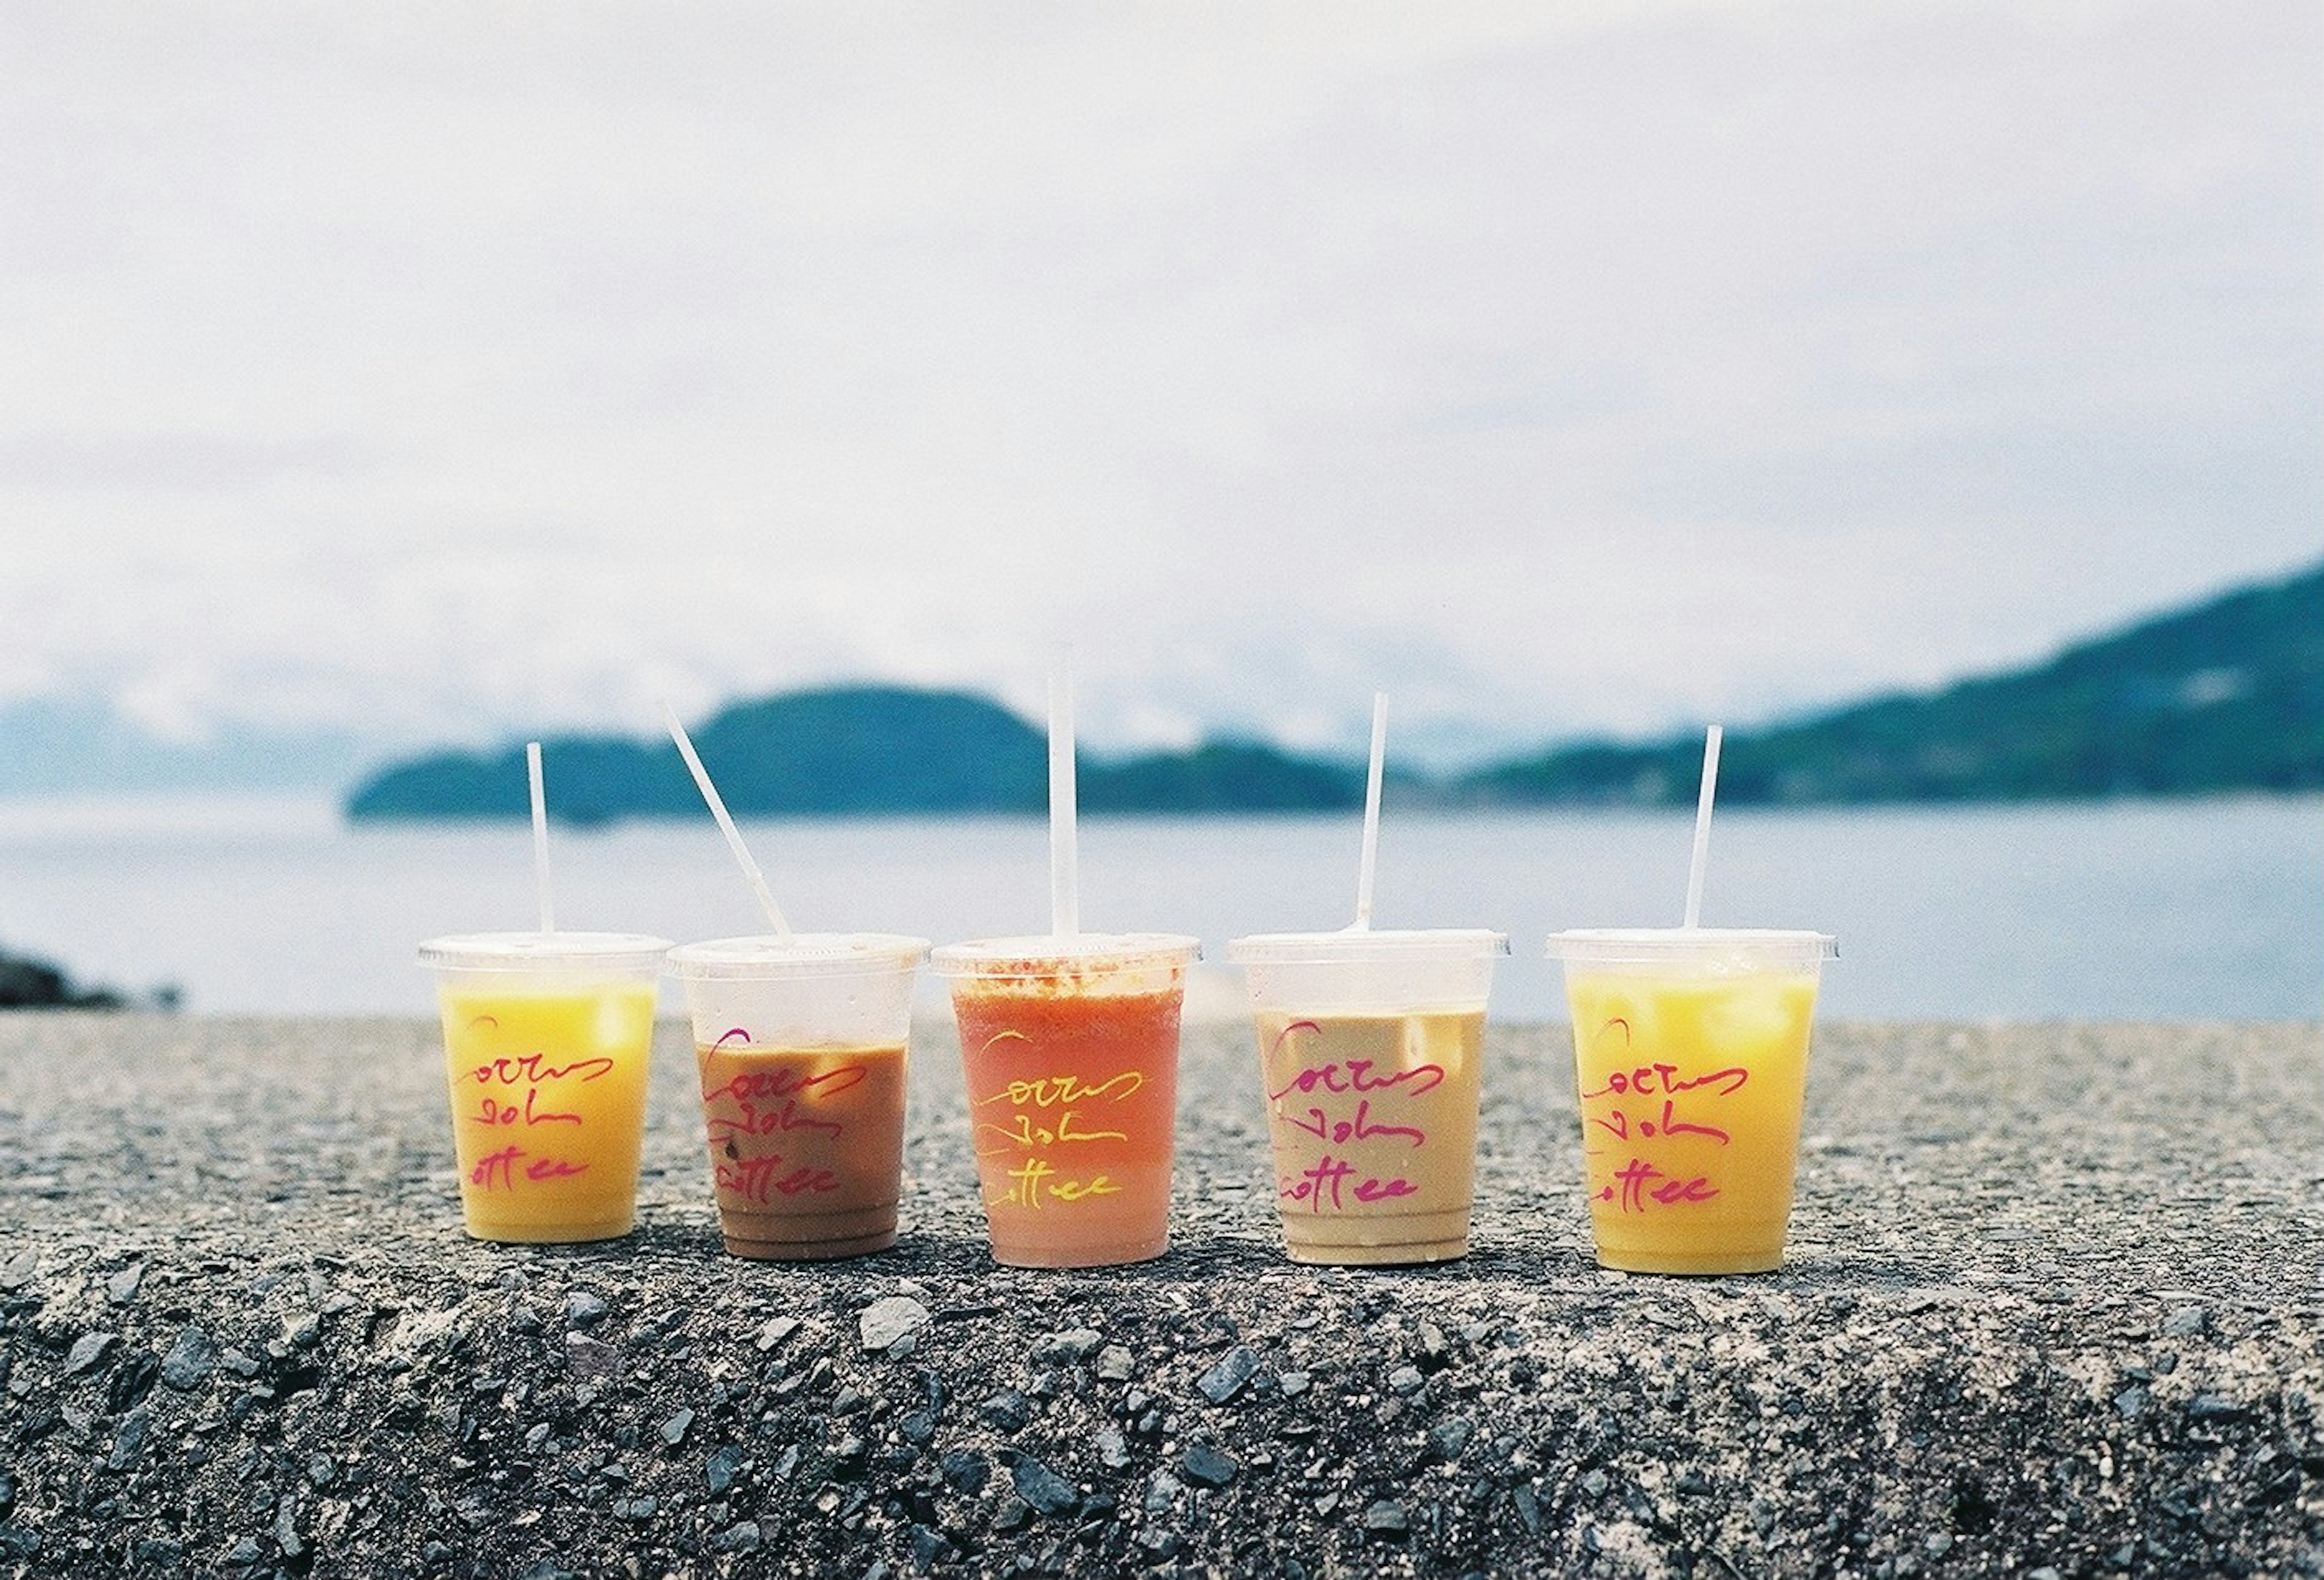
[2,1012,2321,1578]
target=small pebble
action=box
[1008,1454,1080,1517]
[65,1333,119,1375]
[1095,1426,1132,1470]
[979,1391,1031,1431]
[712,1521,761,1555]
[706,1446,744,1495]
[1180,1442,1237,1488]
[1198,1345,1262,1405]
[108,1408,149,1471]
[859,1297,931,1354]
[1034,1328,1103,1363]
[1428,1417,1476,1461]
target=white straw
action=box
[1682,723,1723,929]
[1048,647,1079,939]
[666,707,793,939]
[527,741,556,935]
[1351,691,1388,930]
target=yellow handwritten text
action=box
[974,1071,1144,1110]
[993,1156,1122,1208]
[974,1110,1131,1155]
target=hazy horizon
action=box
[0,545,2316,797]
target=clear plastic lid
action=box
[666,933,930,979]
[1226,928,1508,964]
[1546,928,1836,969]
[418,931,673,974]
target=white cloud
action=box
[0,0,2316,762]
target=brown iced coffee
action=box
[695,1039,908,1259]
[667,933,929,1262]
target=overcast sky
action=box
[3,1,2317,766]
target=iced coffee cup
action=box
[1226,929,1507,1264]
[1547,928,1836,1274]
[931,934,1200,1268]
[419,931,672,1244]
[666,933,928,1260]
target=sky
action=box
[2,0,2319,773]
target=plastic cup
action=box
[931,934,1201,1268]
[1546,928,1836,1274]
[1226,929,1508,1264]
[418,932,672,1244]
[666,933,930,1260]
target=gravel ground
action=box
[2,1013,2321,1578]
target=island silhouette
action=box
[347,559,2322,824]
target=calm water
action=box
[0,795,2315,1021]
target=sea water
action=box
[0,795,2316,1020]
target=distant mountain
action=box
[350,688,1031,823]
[346,686,1370,824]
[1463,560,2324,805]
[1083,742,1365,814]
[344,560,2324,821]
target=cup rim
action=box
[418,931,674,972]
[1546,927,1836,962]
[1226,928,1509,964]
[930,933,1201,976]
[666,932,931,978]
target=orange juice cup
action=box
[1548,928,1836,1274]
[418,932,673,1244]
[931,934,1200,1268]
[666,933,929,1260]
[1226,929,1507,1265]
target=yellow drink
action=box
[1552,929,1833,1276]
[1566,972,1816,1271]
[435,975,660,1242]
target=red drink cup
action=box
[932,934,1200,1268]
